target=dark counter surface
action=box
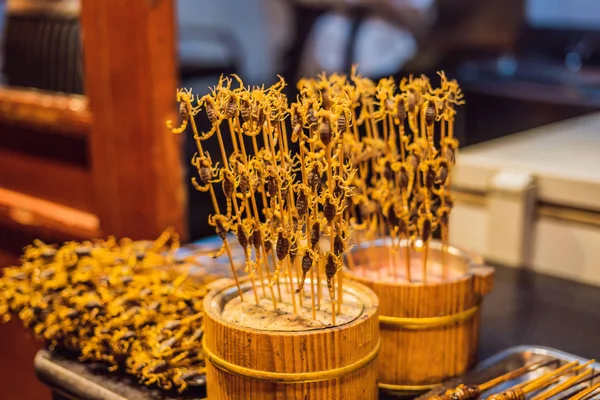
[478,264,600,361]
[35,264,600,400]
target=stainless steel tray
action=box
[416,346,600,399]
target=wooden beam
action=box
[0,88,90,138]
[80,0,186,240]
[0,147,95,213]
[0,187,100,240]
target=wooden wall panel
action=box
[0,88,90,138]
[0,188,100,240]
[0,147,94,213]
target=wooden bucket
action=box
[346,238,494,395]
[203,278,381,400]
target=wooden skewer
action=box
[516,360,581,392]
[422,240,429,284]
[366,102,380,139]
[382,108,389,149]
[569,380,600,400]
[275,180,298,314]
[359,100,378,266]
[262,113,298,315]
[248,132,283,302]
[533,369,597,400]
[441,219,449,281]
[226,117,240,154]
[331,276,336,325]
[387,234,394,277]
[324,129,338,325]
[427,360,557,400]
[293,254,304,309]
[317,255,323,310]
[485,361,578,400]
[274,119,304,309]
[336,123,346,315]
[395,109,413,283]
[403,235,411,282]
[215,123,259,305]
[440,116,448,280]
[350,105,373,269]
[233,117,279,309]
[307,137,322,312]
[298,135,317,319]
[336,270,344,315]
[285,257,298,314]
[257,114,286,304]
[309,266,316,319]
[232,116,267,297]
[479,359,557,392]
[186,99,244,301]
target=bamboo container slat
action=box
[203,278,380,400]
[347,238,494,395]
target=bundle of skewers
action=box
[0,230,208,393]
[425,358,600,400]
[168,69,464,321]
[284,69,489,392]
[333,69,463,283]
[169,74,357,324]
[169,73,382,399]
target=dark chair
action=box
[2,12,84,94]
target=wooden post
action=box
[80,0,186,240]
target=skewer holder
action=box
[203,278,380,400]
[346,238,494,395]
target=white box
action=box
[450,113,600,286]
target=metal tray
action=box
[35,349,208,400]
[416,346,600,399]
[37,345,597,399]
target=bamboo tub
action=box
[346,238,494,395]
[203,278,381,400]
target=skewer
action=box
[478,359,557,391]
[272,102,305,309]
[293,106,318,319]
[532,368,597,400]
[323,112,336,325]
[428,359,556,400]
[568,380,600,400]
[212,107,259,305]
[517,360,582,391]
[336,109,348,314]
[422,241,429,284]
[243,101,285,302]
[231,109,269,299]
[304,101,323,311]
[523,360,596,393]
[486,360,584,400]
[169,92,244,301]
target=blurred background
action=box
[1,0,600,399]
[176,0,600,240]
